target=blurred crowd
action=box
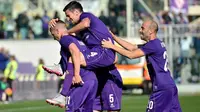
[0,47,50,103]
[104,0,200,84]
[156,11,189,24]
[0,10,64,40]
[0,47,10,72]
[0,47,17,103]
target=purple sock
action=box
[60,63,74,96]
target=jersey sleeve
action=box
[140,41,157,55]
[59,36,74,49]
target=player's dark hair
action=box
[63,1,83,12]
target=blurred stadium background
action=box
[0,0,200,112]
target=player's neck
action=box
[149,34,157,41]
[62,31,69,36]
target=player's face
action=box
[65,9,80,24]
[139,22,151,41]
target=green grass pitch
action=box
[0,95,200,112]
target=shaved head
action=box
[149,20,158,33]
[144,20,158,33]
[139,19,158,41]
[49,20,67,41]
[50,20,67,32]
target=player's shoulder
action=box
[60,35,75,43]
[82,12,93,16]
[150,38,167,52]
[146,38,162,46]
[80,12,94,19]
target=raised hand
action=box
[49,18,59,28]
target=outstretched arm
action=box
[110,31,138,51]
[67,18,90,34]
[101,39,145,59]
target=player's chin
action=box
[140,35,144,40]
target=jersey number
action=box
[163,51,169,71]
[147,100,154,109]
[109,94,114,103]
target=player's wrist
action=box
[74,74,80,76]
[110,44,115,49]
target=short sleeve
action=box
[140,41,157,55]
[59,36,74,49]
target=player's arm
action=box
[110,31,138,51]
[67,18,90,34]
[68,43,81,77]
[68,43,83,84]
[102,39,145,59]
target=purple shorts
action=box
[93,68,123,111]
[146,86,182,112]
[83,47,115,70]
[65,80,98,112]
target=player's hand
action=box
[101,38,114,49]
[72,75,84,85]
[49,18,59,28]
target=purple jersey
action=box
[59,35,96,81]
[79,12,115,61]
[79,12,114,48]
[140,38,175,91]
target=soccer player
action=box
[101,20,182,112]
[93,67,122,112]
[47,20,98,112]
[45,24,122,112]
[48,1,122,112]
[49,1,116,70]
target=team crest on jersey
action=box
[87,52,98,59]
[110,103,115,108]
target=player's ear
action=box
[56,29,59,35]
[149,29,153,34]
